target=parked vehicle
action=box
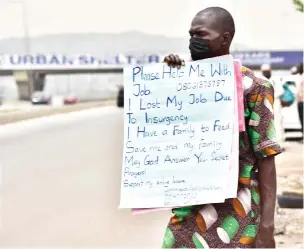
[117,86,124,108]
[64,94,78,104]
[31,91,50,105]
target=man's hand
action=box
[163,54,185,68]
[255,224,275,248]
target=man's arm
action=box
[247,81,282,248]
[255,156,277,248]
[259,156,277,227]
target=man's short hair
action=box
[197,7,235,38]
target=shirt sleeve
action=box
[247,81,282,158]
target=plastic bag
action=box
[280,84,295,107]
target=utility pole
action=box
[20,0,31,54]
[18,0,33,99]
[6,0,31,54]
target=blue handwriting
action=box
[144,155,159,165]
[132,66,160,83]
[133,83,151,96]
[137,126,158,138]
[189,93,207,104]
[189,64,205,77]
[215,91,232,102]
[211,63,232,77]
[140,98,161,110]
[125,156,140,166]
[162,65,185,80]
[173,125,195,138]
[125,141,146,153]
[145,112,188,125]
[213,120,231,132]
[166,96,183,110]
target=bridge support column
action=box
[32,72,46,92]
[13,71,34,100]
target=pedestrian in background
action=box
[291,66,298,75]
[261,64,285,149]
[296,62,303,141]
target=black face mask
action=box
[189,37,215,61]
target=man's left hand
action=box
[254,225,275,248]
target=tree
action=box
[293,0,304,12]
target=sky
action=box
[0,0,303,49]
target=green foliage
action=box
[293,0,304,12]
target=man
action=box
[261,64,285,150]
[296,62,303,139]
[162,7,282,248]
[291,66,298,75]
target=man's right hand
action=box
[163,54,185,69]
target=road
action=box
[0,106,171,247]
[0,101,49,111]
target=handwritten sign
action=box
[120,56,236,208]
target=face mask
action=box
[189,37,220,61]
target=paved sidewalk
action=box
[276,141,303,177]
[275,141,303,248]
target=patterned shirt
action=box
[162,66,282,249]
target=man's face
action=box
[189,14,223,58]
[262,70,271,79]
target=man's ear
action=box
[222,32,232,46]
